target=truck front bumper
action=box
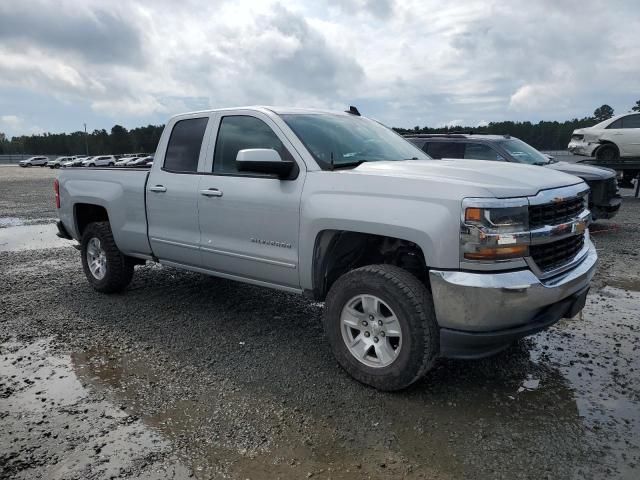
[591,196,622,220]
[429,240,597,359]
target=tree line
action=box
[393,102,640,150]
[1,102,639,155]
[0,124,164,156]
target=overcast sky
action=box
[0,0,639,137]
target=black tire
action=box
[595,144,619,162]
[620,171,637,189]
[81,221,134,293]
[324,264,438,391]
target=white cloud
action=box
[1,114,22,127]
[0,0,639,135]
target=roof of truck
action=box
[173,106,356,118]
[405,133,511,141]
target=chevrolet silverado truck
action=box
[55,107,597,391]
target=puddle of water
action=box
[0,216,58,228]
[0,216,24,227]
[0,337,192,479]
[0,223,72,251]
[530,286,640,477]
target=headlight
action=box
[461,198,529,262]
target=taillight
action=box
[54,178,60,208]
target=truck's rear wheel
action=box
[324,264,438,391]
[81,221,134,293]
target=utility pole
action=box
[84,123,89,155]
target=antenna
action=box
[330,151,335,170]
[345,106,361,116]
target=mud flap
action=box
[564,286,589,319]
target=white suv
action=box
[19,156,49,167]
[82,155,116,167]
[569,113,640,161]
[48,156,75,169]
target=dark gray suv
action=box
[406,133,621,220]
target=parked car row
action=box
[19,154,153,168]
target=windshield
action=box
[281,113,431,169]
[498,138,552,165]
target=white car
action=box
[48,156,76,169]
[82,155,116,167]
[115,156,136,166]
[568,113,640,161]
[125,155,153,167]
[63,156,89,167]
[19,156,49,167]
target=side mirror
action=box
[236,149,295,179]
[544,154,555,161]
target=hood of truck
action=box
[347,159,583,198]
[544,161,616,181]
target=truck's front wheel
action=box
[324,264,438,391]
[81,222,134,293]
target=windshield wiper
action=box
[331,160,368,170]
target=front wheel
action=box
[596,144,619,162]
[81,222,134,293]
[324,264,438,391]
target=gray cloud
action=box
[328,0,395,19]
[259,4,364,95]
[0,0,638,137]
[0,1,144,65]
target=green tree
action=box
[110,125,132,154]
[632,100,640,112]
[593,104,614,121]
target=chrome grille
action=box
[530,234,585,272]
[529,197,584,229]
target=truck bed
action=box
[57,167,153,257]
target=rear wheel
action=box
[596,144,619,162]
[324,264,438,391]
[81,222,134,293]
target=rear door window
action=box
[425,142,465,159]
[463,143,500,161]
[622,114,640,128]
[163,117,209,173]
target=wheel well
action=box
[74,203,109,236]
[312,230,428,301]
[594,140,619,154]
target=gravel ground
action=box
[1,166,639,479]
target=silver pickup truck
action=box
[55,107,597,390]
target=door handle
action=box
[149,185,167,192]
[200,188,223,197]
